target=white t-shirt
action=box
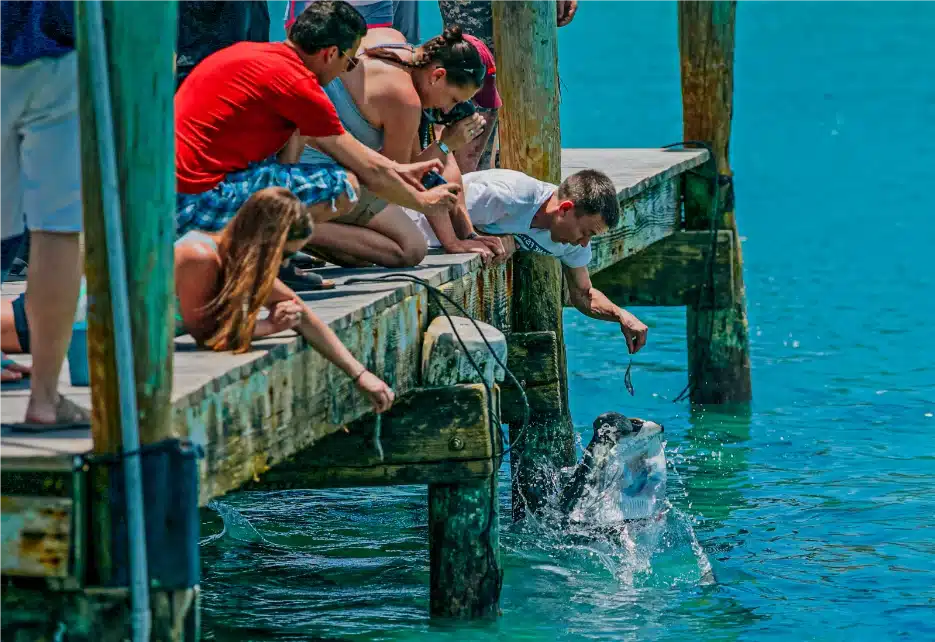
[409,169,593,269]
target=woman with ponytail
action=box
[2,187,395,413]
[289,23,509,269]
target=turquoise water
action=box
[203,3,935,639]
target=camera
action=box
[435,100,477,126]
[421,170,448,189]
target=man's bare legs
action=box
[23,230,83,423]
[307,205,428,268]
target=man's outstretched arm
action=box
[564,265,648,354]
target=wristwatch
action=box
[436,140,451,155]
[466,232,479,240]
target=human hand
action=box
[444,239,495,265]
[397,158,445,190]
[355,370,395,413]
[267,299,303,333]
[440,113,486,151]
[619,310,648,354]
[557,0,578,27]
[477,235,515,264]
[417,183,462,217]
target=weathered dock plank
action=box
[1,148,706,504]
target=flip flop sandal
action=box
[287,251,326,270]
[2,395,91,433]
[277,265,336,292]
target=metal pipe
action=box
[84,2,152,640]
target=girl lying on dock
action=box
[285,25,507,268]
[1,187,395,415]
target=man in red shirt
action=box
[175,0,457,238]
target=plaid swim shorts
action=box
[175,159,357,237]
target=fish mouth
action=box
[592,412,664,441]
[628,417,664,439]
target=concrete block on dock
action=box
[421,317,507,388]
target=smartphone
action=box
[421,170,448,189]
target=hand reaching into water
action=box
[355,370,395,414]
[619,310,648,354]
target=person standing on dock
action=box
[174,0,459,260]
[0,0,91,429]
[409,168,649,353]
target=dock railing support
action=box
[492,0,576,521]
[76,1,197,639]
[678,0,752,404]
[424,317,506,618]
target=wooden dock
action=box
[1,148,708,498]
[1,148,735,630]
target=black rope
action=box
[661,141,724,404]
[345,272,534,599]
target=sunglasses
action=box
[344,53,359,72]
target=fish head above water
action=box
[559,413,667,523]
[590,412,664,455]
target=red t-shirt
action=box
[175,41,345,194]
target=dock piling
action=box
[423,317,506,618]
[492,0,577,520]
[678,0,752,404]
[75,1,198,639]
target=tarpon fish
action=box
[558,412,667,526]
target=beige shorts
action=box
[330,187,387,226]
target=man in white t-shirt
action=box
[409,168,649,353]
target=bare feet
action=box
[1,356,30,383]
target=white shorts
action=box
[1,52,82,239]
[402,206,443,249]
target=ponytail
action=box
[364,25,485,88]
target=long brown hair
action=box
[202,187,313,354]
[364,25,485,89]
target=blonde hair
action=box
[202,187,313,353]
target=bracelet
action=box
[436,140,451,155]
[465,231,479,240]
[352,368,367,382]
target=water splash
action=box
[508,442,715,589]
[203,499,274,547]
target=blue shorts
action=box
[175,159,356,237]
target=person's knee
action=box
[388,239,426,268]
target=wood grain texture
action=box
[423,317,502,619]
[75,0,177,454]
[1,150,711,488]
[588,178,682,276]
[0,496,72,578]
[679,1,752,404]
[589,231,735,308]
[244,385,494,489]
